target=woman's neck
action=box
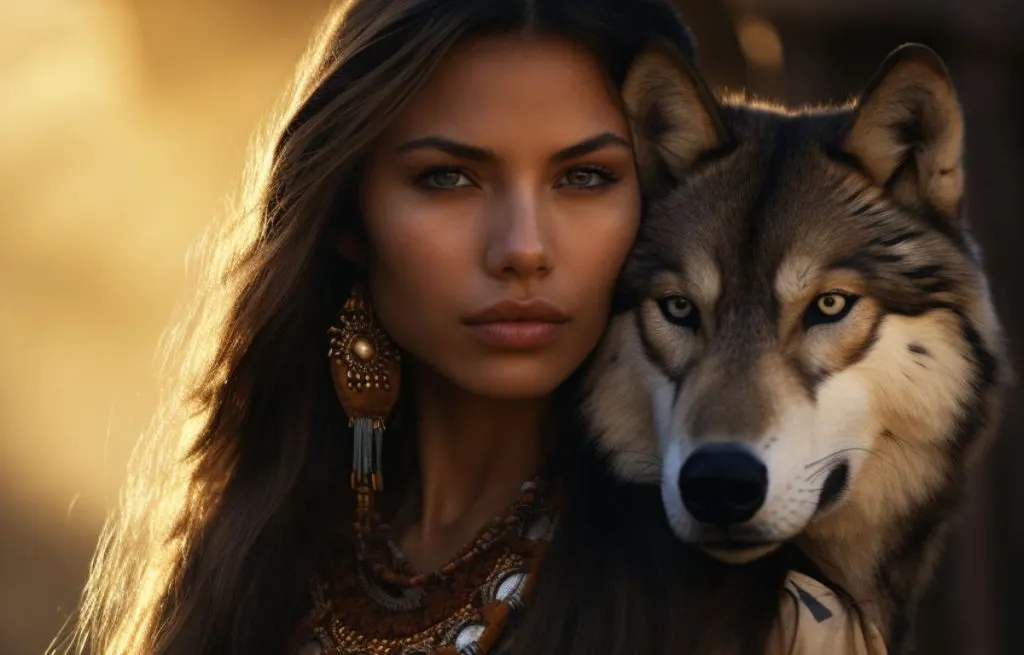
[399,362,548,572]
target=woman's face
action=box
[359,35,641,399]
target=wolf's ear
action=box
[842,44,965,222]
[623,42,728,190]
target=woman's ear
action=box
[337,222,369,267]
[336,183,370,267]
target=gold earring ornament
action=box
[328,282,401,532]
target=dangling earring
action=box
[328,282,401,533]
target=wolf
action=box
[585,42,1009,653]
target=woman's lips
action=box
[463,321,564,349]
[461,298,570,350]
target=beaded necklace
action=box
[293,479,557,655]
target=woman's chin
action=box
[458,371,569,401]
[447,361,577,401]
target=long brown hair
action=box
[57,1,794,653]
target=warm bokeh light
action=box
[736,15,785,70]
[0,2,330,651]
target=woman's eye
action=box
[417,168,474,190]
[657,294,700,331]
[803,292,859,329]
[558,166,616,190]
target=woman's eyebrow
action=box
[550,132,631,162]
[396,136,493,161]
[394,131,631,163]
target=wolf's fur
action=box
[586,43,1009,652]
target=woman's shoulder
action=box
[770,571,887,655]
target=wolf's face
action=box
[586,45,1005,569]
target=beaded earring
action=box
[327,282,402,533]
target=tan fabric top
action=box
[769,572,888,655]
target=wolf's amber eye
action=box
[818,294,846,315]
[658,295,701,330]
[804,292,858,329]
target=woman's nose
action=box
[483,186,554,282]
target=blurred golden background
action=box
[1,1,1020,654]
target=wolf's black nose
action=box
[678,444,768,526]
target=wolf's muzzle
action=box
[677,443,768,526]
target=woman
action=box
[63,1,882,654]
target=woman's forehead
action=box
[376,34,630,153]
